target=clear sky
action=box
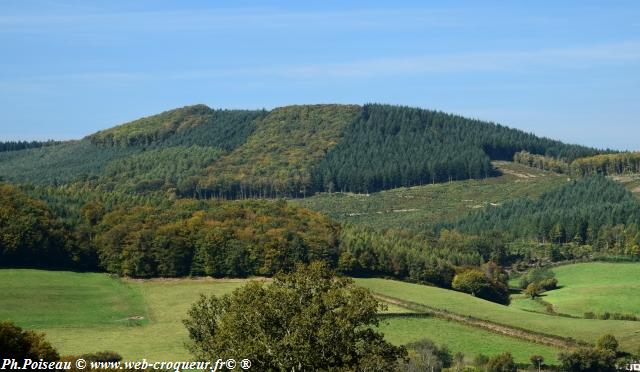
[1,1,638,150]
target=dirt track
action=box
[374,294,588,349]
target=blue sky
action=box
[1,1,639,150]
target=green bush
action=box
[584,312,596,319]
[0,321,59,360]
[485,352,517,372]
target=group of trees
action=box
[513,151,570,173]
[571,152,640,177]
[515,150,640,179]
[0,184,69,268]
[558,334,626,372]
[0,140,58,153]
[518,267,558,299]
[0,184,341,278]
[0,106,263,189]
[337,226,512,303]
[94,199,340,278]
[451,263,511,304]
[451,176,640,256]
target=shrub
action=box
[584,312,596,319]
[0,321,59,360]
[403,339,452,372]
[559,348,616,372]
[596,334,619,353]
[539,277,558,291]
[599,312,611,320]
[524,282,541,299]
[80,351,123,362]
[485,352,517,372]
[473,354,489,368]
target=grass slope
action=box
[355,278,640,352]
[1,269,562,363]
[513,262,640,318]
[41,279,247,360]
[0,269,146,328]
[295,161,566,231]
[380,317,559,364]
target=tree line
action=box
[0,183,340,278]
[514,150,640,178]
[0,140,59,153]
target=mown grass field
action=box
[512,262,640,318]
[355,278,640,352]
[293,161,566,231]
[1,269,562,363]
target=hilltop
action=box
[0,103,602,197]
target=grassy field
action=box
[355,278,640,352]
[379,317,559,364]
[0,269,147,328]
[0,270,248,359]
[293,161,566,231]
[1,269,563,363]
[512,262,640,318]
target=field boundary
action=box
[374,294,590,349]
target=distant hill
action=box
[0,103,604,197]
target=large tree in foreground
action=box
[183,262,407,371]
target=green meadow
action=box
[3,265,639,363]
[379,317,559,364]
[0,269,563,363]
[355,277,640,352]
[0,270,247,360]
[513,262,640,318]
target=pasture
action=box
[0,270,247,359]
[514,262,640,318]
[1,269,564,363]
[379,316,559,364]
[355,277,640,352]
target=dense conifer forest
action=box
[312,104,600,193]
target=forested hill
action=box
[0,103,603,197]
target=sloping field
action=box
[0,270,248,359]
[379,317,559,364]
[0,269,147,328]
[355,278,640,352]
[519,262,640,318]
[1,269,563,363]
[295,161,566,231]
